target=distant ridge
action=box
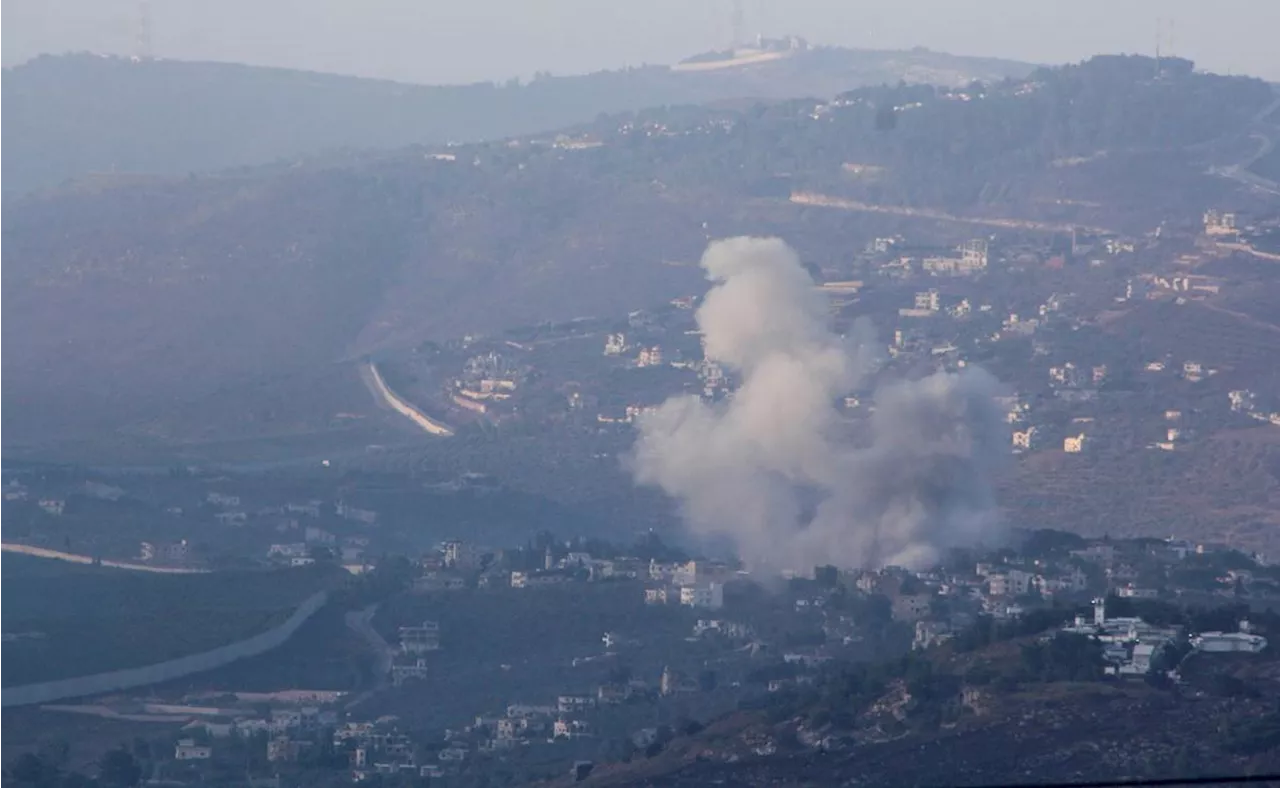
[1,48,1034,195]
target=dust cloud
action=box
[630,236,1006,572]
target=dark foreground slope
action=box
[561,622,1280,787]
[1,47,1034,196]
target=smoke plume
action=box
[630,237,1005,572]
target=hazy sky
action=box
[5,0,1278,84]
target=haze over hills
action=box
[4,47,1280,788]
[3,54,1277,461]
[1,46,1035,196]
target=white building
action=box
[604,333,628,356]
[506,704,556,719]
[1203,210,1237,236]
[1117,641,1162,675]
[1229,390,1256,413]
[1049,363,1084,388]
[391,658,430,686]
[636,346,664,368]
[336,502,378,525]
[1191,621,1268,653]
[557,695,595,714]
[1012,426,1038,452]
[1116,585,1158,599]
[206,492,240,508]
[174,740,213,760]
[960,239,989,271]
[305,526,336,545]
[644,586,673,605]
[268,543,308,559]
[399,621,440,654]
[913,620,954,650]
[679,583,724,610]
[914,290,940,312]
[988,569,1033,597]
[441,540,471,568]
[553,719,592,739]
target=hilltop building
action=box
[1191,621,1268,653]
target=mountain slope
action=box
[1,48,1035,196]
[2,55,1273,453]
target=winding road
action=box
[360,361,454,437]
[1,542,210,573]
[343,603,394,709]
[1207,93,1280,196]
[789,191,1116,235]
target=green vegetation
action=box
[1018,632,1105,682]
[5,745,141,788]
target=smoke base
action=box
[630,237,1006,573]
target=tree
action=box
[10,753,51,785]
[607,663,633,685]
[36,740,69,772]
[814,565,839,588]
[98,749,142,788]
[875,103,898,131]
[130,736,151,761]
[1019,633,1104,682]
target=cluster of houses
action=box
[389,620,439,686]
[337,719,446,780]
[55,693,350,774]
[423,684,649,763]
[510,547,628,587]
[644,559,734,610]
[1059,597,1268,676]
[829,533,1276,676]
[402,539,717,595]
[1061,598,1186,675]
[264,529,370,570]
[798,533,1276,667]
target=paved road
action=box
[361,361,454,437]
[790,191,1115,235]
[1207,93,1280,196]
[1,542,210,573]
[343,603,394,709]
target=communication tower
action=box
[135,0,153,61]
[730,0,744,50]
[1154,17,1176,75]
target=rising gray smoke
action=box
[630,236,1006,572]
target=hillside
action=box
[0,554,346,687]
[1,47,1034,196]
[561,620,1280,787]
[2,55,1275,454]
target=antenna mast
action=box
[730,0,744,50]
[135,0,153,61]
